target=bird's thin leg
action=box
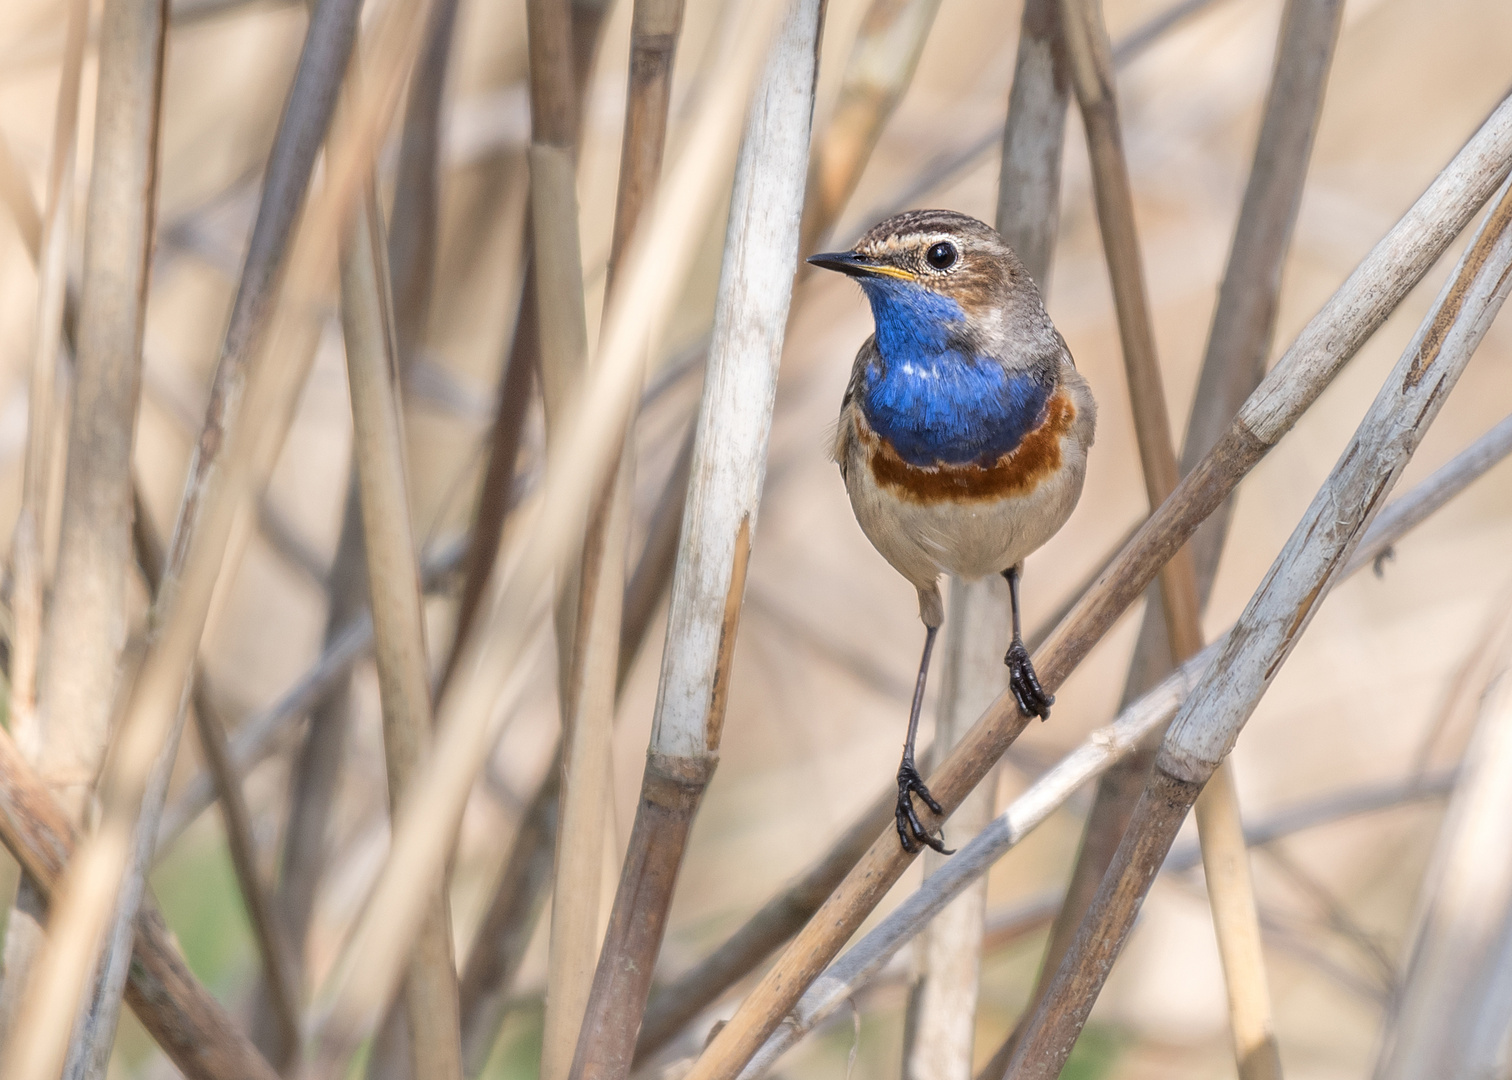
[895,623,953,854]
[1003,563,1054,720]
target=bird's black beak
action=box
[807,250,881,277]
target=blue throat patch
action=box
[857,278,1050,467]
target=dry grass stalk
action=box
[1374,601,1512,1076]
[342,190,464,1080]
[567,5,823,1076]
[151,537,465,855]
[0,727,281,1080]
[730,419,1502,1077]
[131,501,304,1061]
[1059,0,1285,1071]
[4,0,441,1068]
[3,0,170,1072]
[547,0,689,1074]
[459,766,562,1075]
[1011,6,1346,1065]
[301,1,787,1069]
[0,0,92,1050]
[1003,172,1512,1080]
[520,0,608,1072]
[797,0,941,258]
[680,91,1512,1080]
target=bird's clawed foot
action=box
[895,760,953,855]
[1005,640,1054,720]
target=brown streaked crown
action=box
[849,209,1032,309]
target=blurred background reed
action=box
[0,0,1508,1077]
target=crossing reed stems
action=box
[302,2,787,1068]
[1058,0,1291,1072]
[342,189,464,1080]
[10,0,169,1071]
[0,0,91,1050]
[0,727,281,1080]
[729,404,1512,1077]
[679,91,1512,1080]
[1002,4,1346,1069]
[5,0,442,1069]
[1004,170,1512,1080]
[566,6,823,1076]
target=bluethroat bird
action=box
[809,210,1097,853]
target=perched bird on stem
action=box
[810,209,1096,853]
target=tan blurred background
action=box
[0,0,1509,1075]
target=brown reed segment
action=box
[1005,171,1512,1080]
[567,6,825,1076]
[0,726,281,1080]
[342,191,464,1080]
[899,2,1070,1073]
[723,407,1512,1078]
[1058,0,1200,655]
[679,92,1512,1080]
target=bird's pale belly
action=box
[842,393,1089,590]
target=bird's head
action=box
[807,210,1041,359]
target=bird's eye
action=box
[925,241,957,270]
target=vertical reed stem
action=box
[342,189,464,1080]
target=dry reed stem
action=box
[10,0,170,1072]
[1060,0,1284,1070]
[1004,171,1512,1080]
[0,0,92,1050]
[131,500,304,1062]
[342,190,463,1080]
[386,0,459,367]
[302,2,786,1070]
[459,766,562,1075]
[549,0,688,1075]
[6,0,440,1069]
[797,0,942,258]
[680,91,1512,1080]
[521,0,606,1071]
[1012,6,1345,1065]
[731,425,1499,1076]
[151,537,465,854]
[568,5,823,1076]
[1373,600,1512,1076]
[0,727,281,1080]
